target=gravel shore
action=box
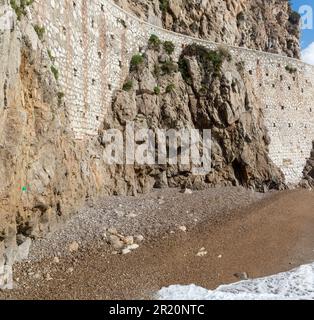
[28,186,264,261]
[1,187,314,300]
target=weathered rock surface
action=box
[114,0,301,58]
[302,141,314,188]
[105,43,285,191]
[0,3,144,287]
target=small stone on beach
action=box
[53,257,60,264]
[196,248,208,257]
[234,272,249,280]
[127,244,139,251]
[122,248,131,255]
[68,241,79,253]
[181,188,193,194]
[135,235,144,242]
[123,236,134,245]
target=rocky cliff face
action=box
[0,0,301,288]
[303,142,314,188]
[0,4,135,287]
[0,7,88,287]
[106,41,285,191]
[114,0,301,58]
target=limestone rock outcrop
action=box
[114,0,301,58]
[106,43,285,191]
[0,3,131,287]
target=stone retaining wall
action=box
[29,0,314,184]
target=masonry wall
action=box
[30,0,314,185]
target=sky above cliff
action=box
[292,0,314,64]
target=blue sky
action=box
[292,0,313,49]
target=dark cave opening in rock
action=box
[232,159,248,186]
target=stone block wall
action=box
[30,0,314,185]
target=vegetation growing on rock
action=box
[50,65,59,80]
[149,35,162,51]
[33,25,45,41]
[159,0,169,13]
[10,0,34,20]
[163,41,175,55]
[165,83,175,93]
[123,80,133,92]
[285,65,297,74]
[112,42,285,195]
[130,54,145,71]
[179,44,232,81]
[154,86,161,95]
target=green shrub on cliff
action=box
[47,49,55,63]
[10,0,34,20]
[50,65,59,81]
[207,50,224,71]
[149,35,162,51]
[154,86,161,95]
[166,83,175,93]
[178,44,232,80]
[285,65,297,74]
[123,80,133,92]
[159,0,169,12]
[217,46,232,62]
[33,25,45,41]
[163,41,175,55]
[130,54,145,71]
